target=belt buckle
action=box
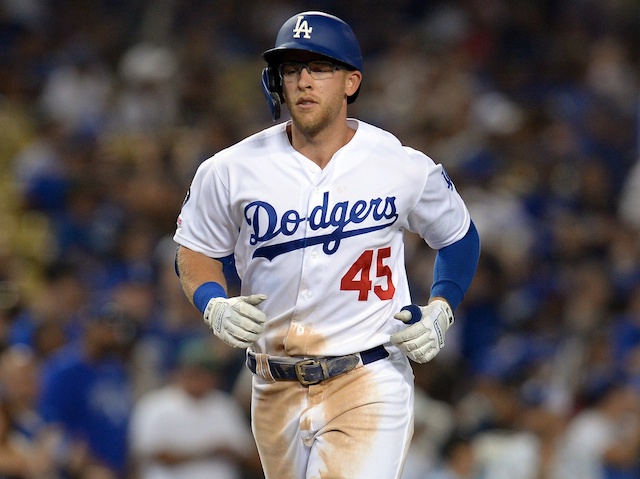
[294,358,322,386]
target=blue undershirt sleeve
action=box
[430,220,481,310]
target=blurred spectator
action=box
[38,43,113,137]
[0,279,21,349]
[11,115,70,215]
[112,43,179,134]
[518,383,568,479]
[8,260,85,358]
[619,159,640,229]
[37,303,136,478]
[457,377,542,479]
[0,396,55,478]
[129,337,260,479]
[402,390,456,479]
[607,226,640,301]
[0,344,62,479]
[426,433,481,479]
[551,380,640,479]
[0,345,44,442]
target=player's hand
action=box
[390,299,454,363]
[203,294,267,348]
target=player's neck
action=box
[288,122,356,169]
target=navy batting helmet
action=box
[261,11,363,121]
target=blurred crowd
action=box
[0,0,639,478]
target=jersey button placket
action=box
[287,182,324,353]
[301,184,326,301]
[301,183,326,301]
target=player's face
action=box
[280,56,360,136]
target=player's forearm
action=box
[430,220,480,310]
[175,246,228,303]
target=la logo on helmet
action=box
[292,16,312,39]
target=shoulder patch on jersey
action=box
[441,169,454,190]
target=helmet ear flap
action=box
[261,66,283,121]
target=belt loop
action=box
[360,345,389,365]
[254,353,276,382]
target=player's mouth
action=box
[296,97,318,110]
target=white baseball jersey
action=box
[174,119,470,358]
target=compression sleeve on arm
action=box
[430,220,480,310]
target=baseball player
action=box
[174,11,480,479]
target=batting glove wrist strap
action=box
[193,281,227,313]
[390,299,454,364]
[203,295,267,349]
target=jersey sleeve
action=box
[404,148,471,249]
[173,156,239,258]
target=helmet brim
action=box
[263,47,358,72]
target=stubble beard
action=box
[288,97,343,138]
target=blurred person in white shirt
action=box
[129,337,260,479]
[551,379,640,479]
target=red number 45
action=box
[340,247,396,301]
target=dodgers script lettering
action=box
[244,192,399,260]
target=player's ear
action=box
[345,70,362,99]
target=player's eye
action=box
[280,63,300,78]
[279,61,340,81]
[307,61,334,74]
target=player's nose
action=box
[297,67,314,85]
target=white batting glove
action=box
[203,294,267,348]
[390,299,454,363]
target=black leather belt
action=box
[247,345,389,386]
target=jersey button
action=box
[311,251,318,259]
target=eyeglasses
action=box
[279,61,346,81]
